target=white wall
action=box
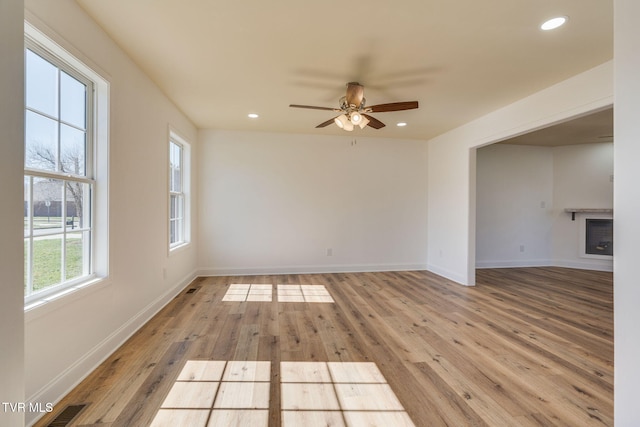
[22,2,198,424]
[0,1,26,425]
[476,143,613,271]
[614,0,640,423]
[551,143,613,270]
[476,144,553,267]
[198,130,428,275]
[427,61,613,286]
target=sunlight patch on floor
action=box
[221,284,335,303]
[150,360,414,427]
[277,284,335,303]
[281,361,415,426]
[150,360,270,427]
[221,284,273,302]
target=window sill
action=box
[25,276,110,322]
[169,241,191,255]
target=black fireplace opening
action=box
[585,218,613,256]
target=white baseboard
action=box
[476,259,553,269]
[552,259,613,272]
[25,269,198,427]
[426,263,472,286]
[476,259,613,272]
[198,263,428,277]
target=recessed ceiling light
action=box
[248,113,259,118]
[541,16,568,31]
[397,122,407,127]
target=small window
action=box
[24,23,109,306]
[169,133,190,249]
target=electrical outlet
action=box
[540,201,546,208]
[326,248,333,256]
[519,245,525,253]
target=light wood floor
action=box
[34,267,613,427]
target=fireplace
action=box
[585,218,613,256]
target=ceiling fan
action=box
[289,82,419,131]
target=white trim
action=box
[23,17,112,83]
[23,20,110,304]
[552,259,613,272]
[198,263,428,277]
[476,259,554,269]
[426,263,472,286]
[475,259,613,272]
[24,277,109,321]
[25,269,198,427]
[168,130,191,252]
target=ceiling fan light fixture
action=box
[334,114,355,131]
[289,82,419,132]
[358,115,370,129]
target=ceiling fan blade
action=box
[367,101,419,113]
[363,114,385,129]
[290,104,338,111]
[316,117,338,128]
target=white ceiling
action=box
[75,0,613,140]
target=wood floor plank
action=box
[34,268,613,427]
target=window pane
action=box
[24,176,31,237]
[26,49,58,117]
[60,124,86,176]
[65,232,84,281]
[173,166,182,192]
[60,71,86,129]
[25,111,58,171]
[169,142,175,189]
[170,194,177,218]
[32,177,64,233]
[65,181,89,230]
[170,220,176,244]
[24,239,31,294]
[176,218,183,243]
[170,142,182,192]
[177,194,184,219]
[32,235,62,292]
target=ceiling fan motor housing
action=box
[345,82,365,108]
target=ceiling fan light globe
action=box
[358,115,370,129]
[335,114,352,130]
[350,112,362,124]
[344,120,354,131]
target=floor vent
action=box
[47,404,87,427]
[186,288,198,294]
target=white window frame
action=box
[24,22,109,308]
[169,130,191,251]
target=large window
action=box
[24,26,108,305]
[169,133,190,249]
